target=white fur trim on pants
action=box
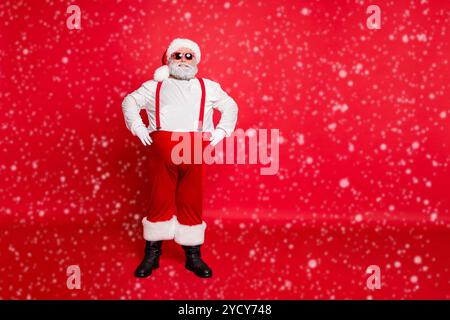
[142,215,207,245]
[142,216,177,241]
[174,219,207,246]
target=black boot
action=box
[134,240,162,278]
[182,245,212,278]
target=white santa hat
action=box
[153,38,201,81]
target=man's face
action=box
[168,47,198,80]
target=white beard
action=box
[169,61,198,80]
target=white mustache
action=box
[177,62,191,68]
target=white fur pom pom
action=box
[154,65,170,81]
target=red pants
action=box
[142,130,210,246]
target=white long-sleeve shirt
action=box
[121,77,238,137]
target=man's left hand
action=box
[209,128,227,146]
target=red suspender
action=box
[155,81,163,130]
[197,78,206,132]
[154,78,206,131]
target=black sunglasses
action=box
[172,52,194,60]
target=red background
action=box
[0,0,449,299]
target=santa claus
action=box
[121,38,238,278]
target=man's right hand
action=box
[135,126,153,146]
